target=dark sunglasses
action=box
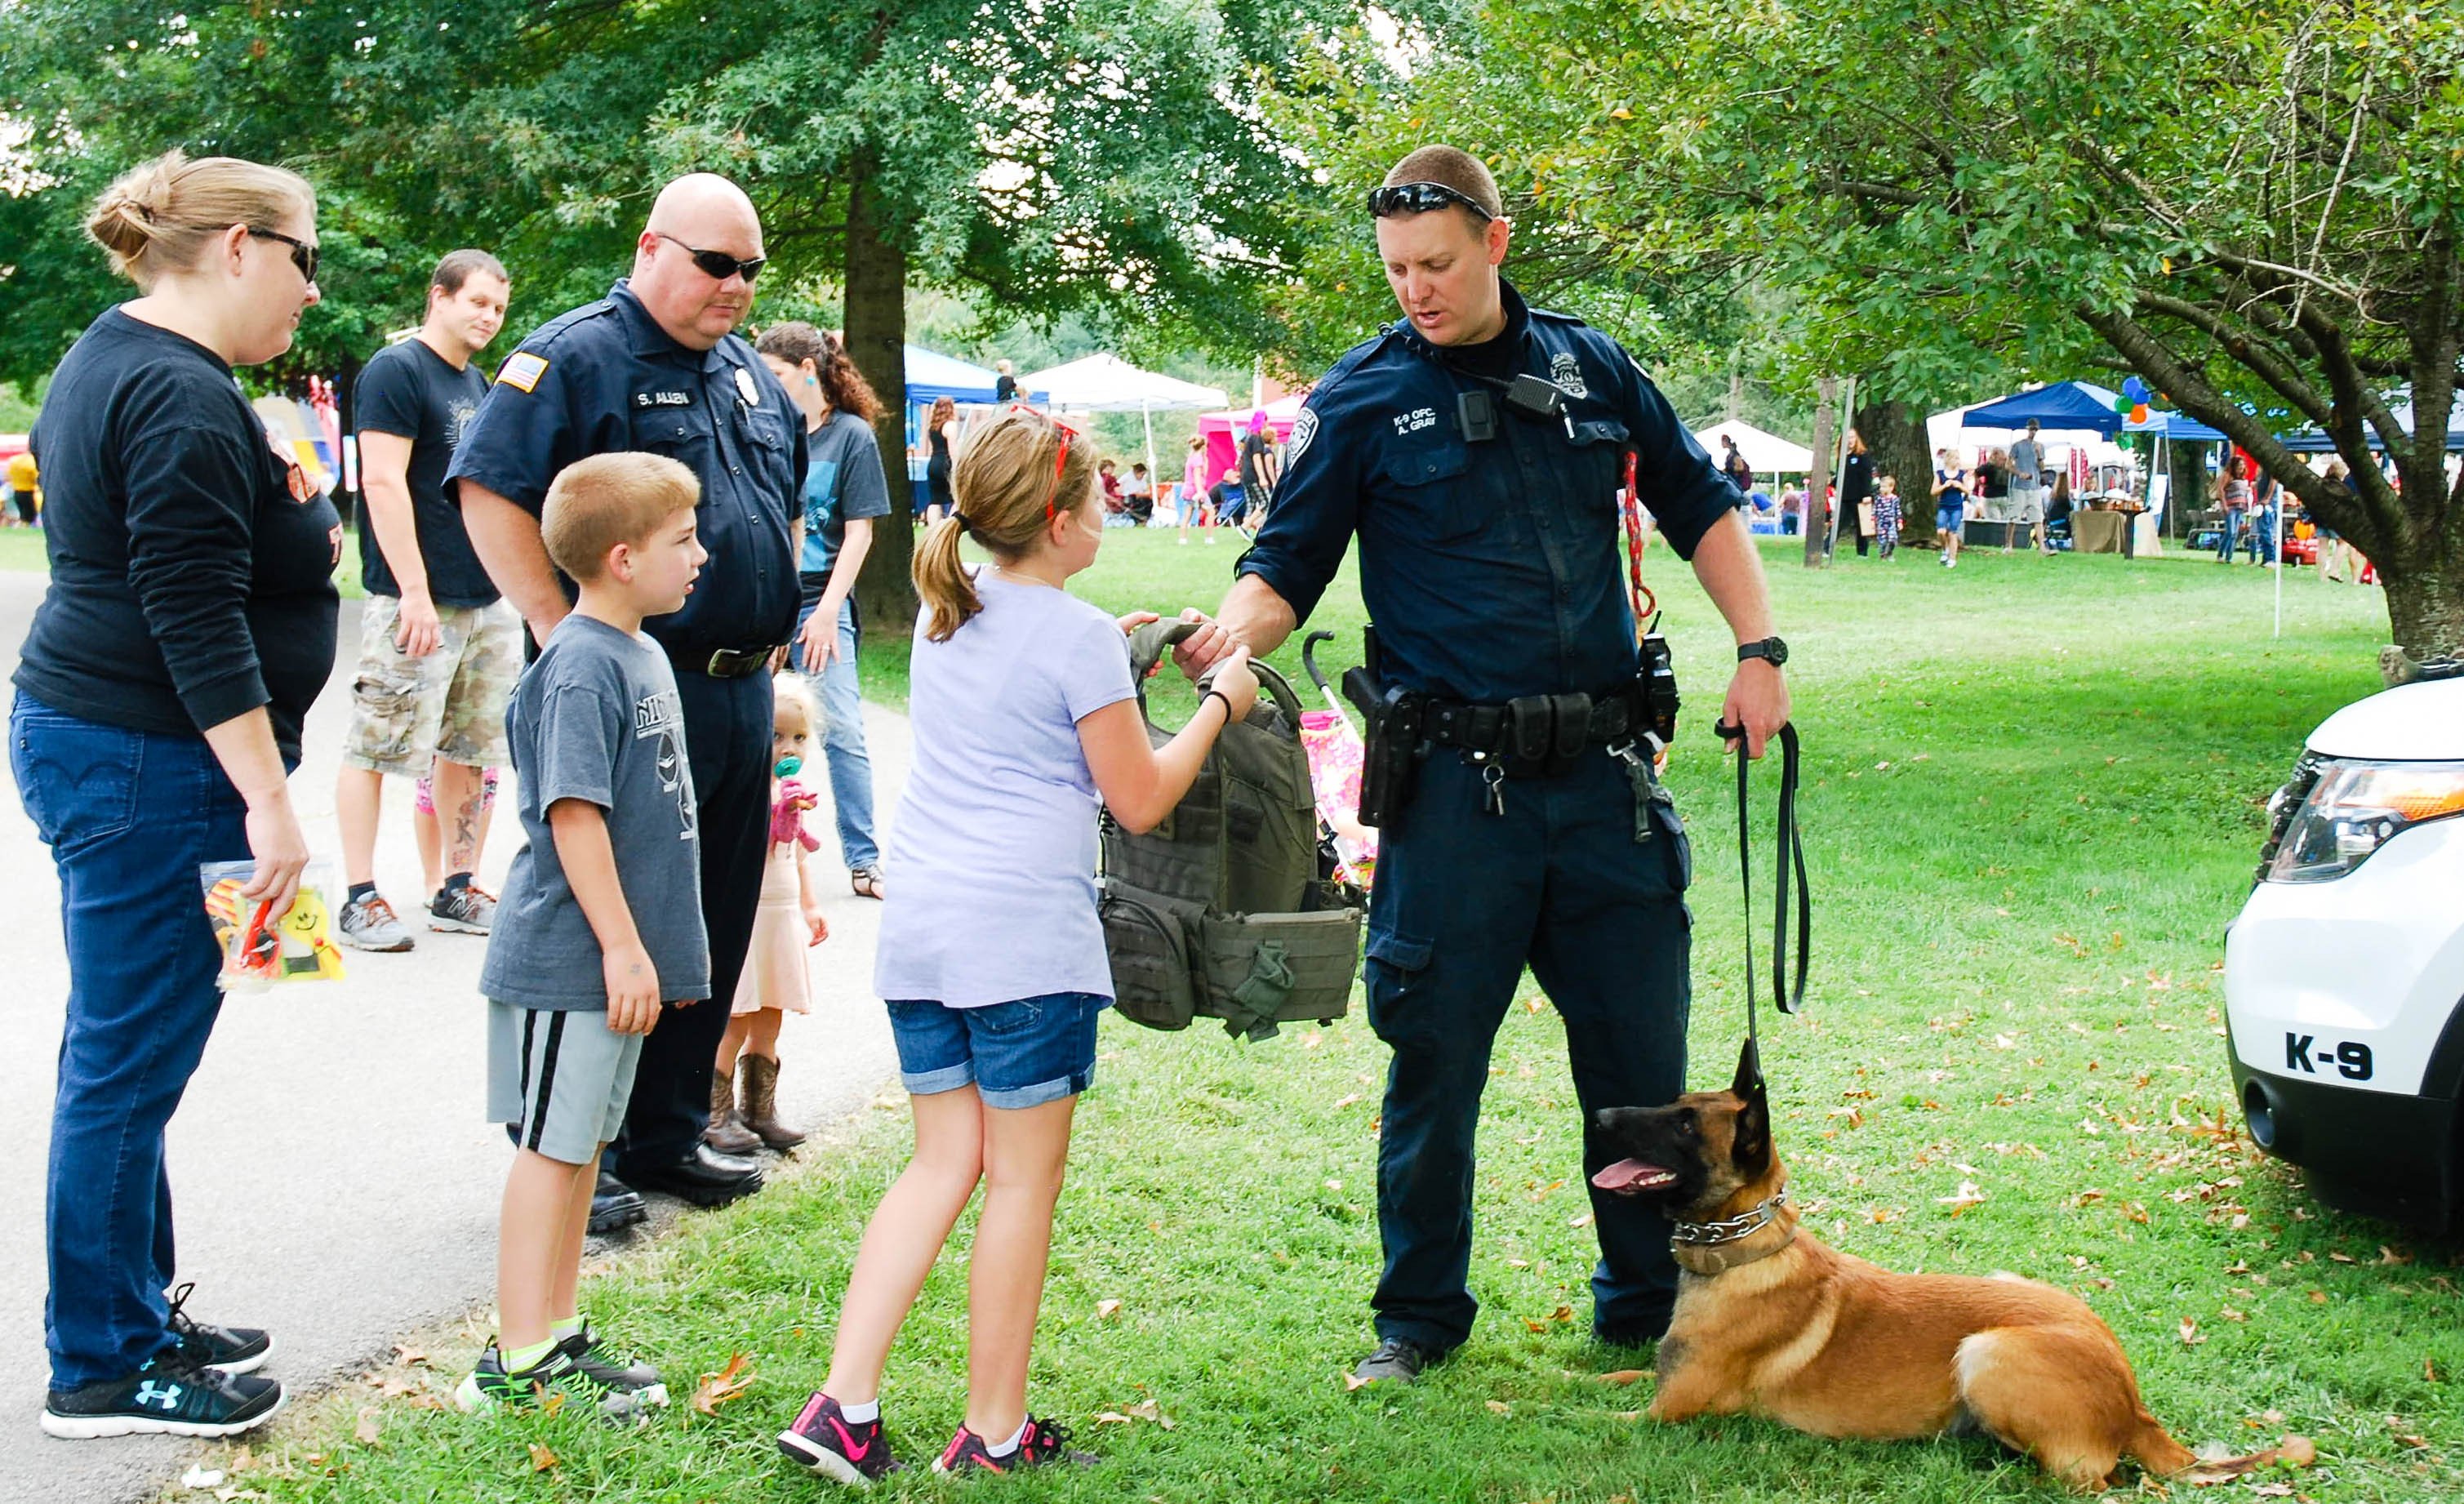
[654,231,766,283]
[1367,181,1495,222]
[247,227,319,284]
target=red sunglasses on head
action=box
[1007,403,1077,519]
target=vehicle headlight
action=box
[2266,759,2464,883]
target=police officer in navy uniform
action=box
[451,174,806,1214]
[1177,146,1792,1383]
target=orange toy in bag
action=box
[199,861,346,992]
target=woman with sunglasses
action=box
[11,150,336,1440]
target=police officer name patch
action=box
[1288,407,1320,465]
[496,352,549,394]
[633,390,694,408]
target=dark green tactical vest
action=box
[1101,621,1364,1041]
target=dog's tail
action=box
[2133,1413,2275,1482]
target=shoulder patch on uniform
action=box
[1287,407,1321,465]
[496,352,548,394]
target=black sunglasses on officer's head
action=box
[247,227,318,285]
[1367,181,1495,222]
[653,231,766,283]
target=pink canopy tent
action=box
[1196,394,1305,488]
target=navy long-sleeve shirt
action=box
[13,309,340,760]
[1237,282,1741,704]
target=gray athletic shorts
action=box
[486,1001,642,1165]
[2009,485,2045,524]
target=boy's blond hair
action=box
[542,452,700,581]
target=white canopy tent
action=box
[1020,354,1230,498]
[1692,420,1813,479]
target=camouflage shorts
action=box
[341,596,521,776]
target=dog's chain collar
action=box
[1670,1187,1790,1247]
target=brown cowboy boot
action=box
[738,1054,806,1151]
[704,1066,762,1155]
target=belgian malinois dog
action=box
[1591,1042,2272,1492]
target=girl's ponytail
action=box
[912,512,980,643]
[914,407,1096,642]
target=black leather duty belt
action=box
[1423,689,1643,776]
[669,643,784,679]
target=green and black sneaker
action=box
[455,1342,649,1421]
[555,1323,669,1409]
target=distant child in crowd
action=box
[1932,449,1970,568]
[460,452,709,1418]
[1872,474,1902,560]
[776,409,1259,1482]
[709,676,830,1155]
[1177,433,1212,545]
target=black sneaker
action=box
[933,1417,1096,1475]
[454,1342,647,1421]
[589,1170,648,1235]
[554,1323,669,1408]
[164,1282,274,1376]
[42,1352,284,1439]
[778,1391,903,1485]
[427,883,496,935]
[1350,1336,1435,1386]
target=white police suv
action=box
[2226,671,2464,1229]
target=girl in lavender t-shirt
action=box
[776,409,1258,1481]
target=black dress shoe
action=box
[1350,1336,1438,1386]
[625,1144,765,1208]
[588,1170,649,1235]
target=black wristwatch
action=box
[1737,637,1789,668]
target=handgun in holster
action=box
[1341,627,1425,829]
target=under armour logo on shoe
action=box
[135,1380,183,1410]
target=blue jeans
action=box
[790,597,878,871]
[10,694,252,1389]
[884,992,1106,1110]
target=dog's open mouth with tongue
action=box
[1591,1159,1678,1195]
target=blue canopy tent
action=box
[2125,411,2230,443]
[1961,380,2128,436]
[2273,398,2464,454]
[900,345,1047,510]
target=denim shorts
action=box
[1936,504,1966,536]
[884,991,1107,1110]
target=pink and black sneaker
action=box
[932,1417,1096,1475]
[777,1391,901,1486]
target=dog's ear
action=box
[1731,1039,1771,1174]
[1730,1037,1764,1098]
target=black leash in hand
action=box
[1712,722,1811,1048]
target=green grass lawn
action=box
[159,534,2464,1502]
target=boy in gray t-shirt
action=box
[459,452,711,1418]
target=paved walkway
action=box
[0,573,905,1504]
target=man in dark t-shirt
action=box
[1237,413,1280,529]
[334,250,518,954]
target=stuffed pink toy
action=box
[771,772,821,852]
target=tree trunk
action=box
[2382,563,2464,662]
[1802,376,1836,567]
[1852,393,1932,545]
[2167,438,2208,541]
[843,168,916,640]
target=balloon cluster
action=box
[2116,377,2151,426]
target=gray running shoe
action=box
[336,892,415,952]
[428,883,496,935]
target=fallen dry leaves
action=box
[527,1442,558,1472]
[689,1353,756,1416]
[353,1406,382,1446]
[1592,1369,1651,1386]
[1092,1399,1175,1429]
[1095,1299,1123,1320]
